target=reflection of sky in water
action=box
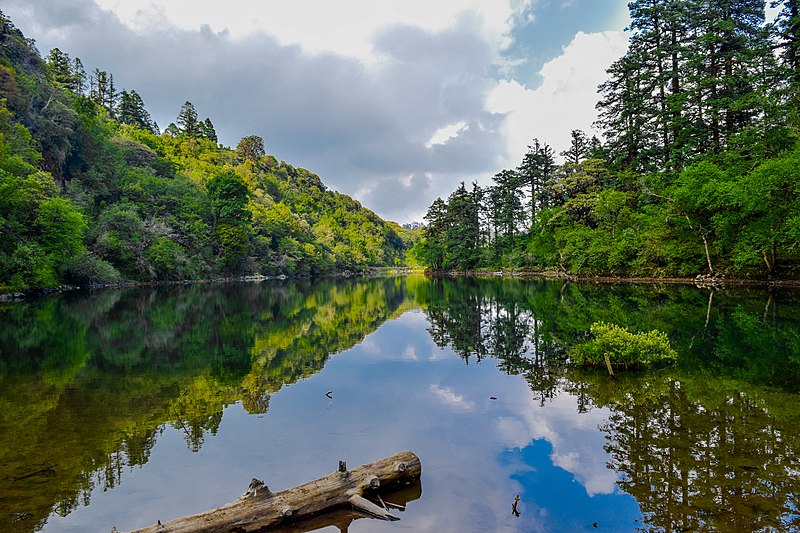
[43,309,640,533]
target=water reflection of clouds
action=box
[496,391,620,496]
[42,309,637,533]
[429,383,476,412]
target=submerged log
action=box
[128,451,422,533]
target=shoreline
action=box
[425,269,800,289]
[4,267,798,302]
[0,267,422,303]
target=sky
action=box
[3,0,631,223]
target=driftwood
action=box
[127,451,422,533]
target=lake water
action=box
[1,275,799,532]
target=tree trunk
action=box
[125,451,422,533]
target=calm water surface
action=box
[1,276,799,532]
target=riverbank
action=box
[426,269,800,289]
[0,267,426,302]
[6,266,797,303]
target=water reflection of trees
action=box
[418,277,568,405]
[419,277,800,531]
[569,372,800,532]
[0,276,414,532]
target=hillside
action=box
[0,11,416,292]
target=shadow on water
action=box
[1,275,800,531]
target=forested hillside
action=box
[0,11,413,292]
[416,0,800,279]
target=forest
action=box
[0,11,415,292]
[415,0,800,279]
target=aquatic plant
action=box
[570,322,677,369]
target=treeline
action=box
[416,0,800,279]
[0,11,413,291]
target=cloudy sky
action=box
[4,0,631,223]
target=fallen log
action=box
[127,450,422,533]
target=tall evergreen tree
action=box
[518,138,556,224]
[176,101,200,138]
[89,69,117,114]
[420,198,448,269]
[71,57,86,94]
[561,129,590,165]
[199,117,217,143]
[45,48,72,86]
[773,0,800,120]
[117,89,158,133]
[598,0,771,170]
[489,169,524,257]
[443,182,482,270]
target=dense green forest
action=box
[0,11,416,292]
[416,0,800,279]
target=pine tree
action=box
[561,129,589,165]
[517,138,555,224]
[117,89,157,133]
[199,117,217,142]
[421,198,448,269]
[176,101,200,137]
[598,0,771,170]
[443,182,482,269]
[489,169,524,258]
[89,69,118,114]
[46,48,72,86]
[772,0,800,120]
[71,57,86,94]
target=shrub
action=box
[61,252,121,285]
[569,321,677,369]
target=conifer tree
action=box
[176,101,200,137]
[46,48,72,86]
[561,129,589,165]
[89,69,117,114]
[443,182,482,269]
[117,89,158,133]
[71,57,86,94]
[200,117,217,142]
[517,138,556,223]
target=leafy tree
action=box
[207,171,251,273]
[236,135,266,163]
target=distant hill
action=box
[0,10,418,291]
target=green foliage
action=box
[0,14,414,290]
[569,322,678,369]
[413,1,800,280]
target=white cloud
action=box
[4,1,632,223]
[93,0,535,63]
[487,30,629,165]
[426,121,469,148]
